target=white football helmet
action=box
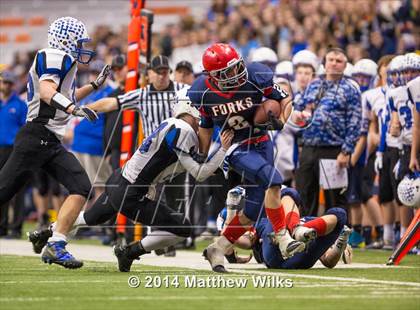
[275,61,294,81]
[343,63,354,77]
[397,172,420,208]
[171,87,200,119]
[317,64,326,76]
[387,55,405,86]
[249,47,278,64]
[48,17,95,64]
[402,53,420,71]
[352,59,378,92]
[292,50,319,71]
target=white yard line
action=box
[1,239,419,288]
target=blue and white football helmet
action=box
[48,17,95,64]
[397,172,420,208]
[352,59,378,92]
[401,53,420,83]
[387,55,405,87]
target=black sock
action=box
[353,224,362,235]
[362,226,372,245]
[375,225,384,240]
[127,241,148,259]
[84,193,116,226]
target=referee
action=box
[88,55,185,137]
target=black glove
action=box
[255,111,284,131]
[72,106,98,122]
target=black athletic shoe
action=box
[28,228,52,254]
[114,245,139,272]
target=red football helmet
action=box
[202,43,248,90]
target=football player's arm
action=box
[389,111,401,137]
[178,130,233,182]
[75,64,111,101]
[39,80,98,121]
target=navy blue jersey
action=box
[188,62,288,143]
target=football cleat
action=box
[274,229,306,260]
[342,244,353,264]
[292,225,317,244]
[114,244,139,272]
[27,228,52,254]
[41,241,83,269]
[203,243,227,273]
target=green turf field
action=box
[1,250,419,310]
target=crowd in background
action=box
[0,0,419,251]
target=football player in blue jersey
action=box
[188,43,314,273]
[218,186,352,269]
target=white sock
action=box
[50,222,57,232]
[401,226,407,237]
[140,231,184,252]
[384,224,394,243]
[48,232,67,243]
[74,212,86,226]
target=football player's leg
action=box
[232,142,305,259]
[114,200,192,272]
[41,146,91,268]
[281,207,347,269]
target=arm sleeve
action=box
[388,90,397,112]
[360,93,370,136]
[177,147,226,182]
[37,51,74,86]
[117,88,143,110]
[342,86,362,154]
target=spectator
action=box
[174,61,195,85]
[0,71,27,238]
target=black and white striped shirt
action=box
[116,81,185,137]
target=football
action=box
[253,99,282,124]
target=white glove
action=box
[72,106,98,122]
[91,64,111,89]
[226,186,246,209]
[374,152,383,174]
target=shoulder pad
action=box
[247,62,274,89]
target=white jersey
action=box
[269,127,296,182]
[26,48,77,140]
[389,85,412,145]
[407,76,420,114]
[122,117,226,200]
[373,86,401,148]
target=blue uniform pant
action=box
[261,208,346,269]
[227,138,283,222]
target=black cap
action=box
[175,61,193,73]
[111,54,126,69]
[150,55,170,71]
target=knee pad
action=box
[326,207,347,227]
[280,187,303,208]
[256,164,283,189]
